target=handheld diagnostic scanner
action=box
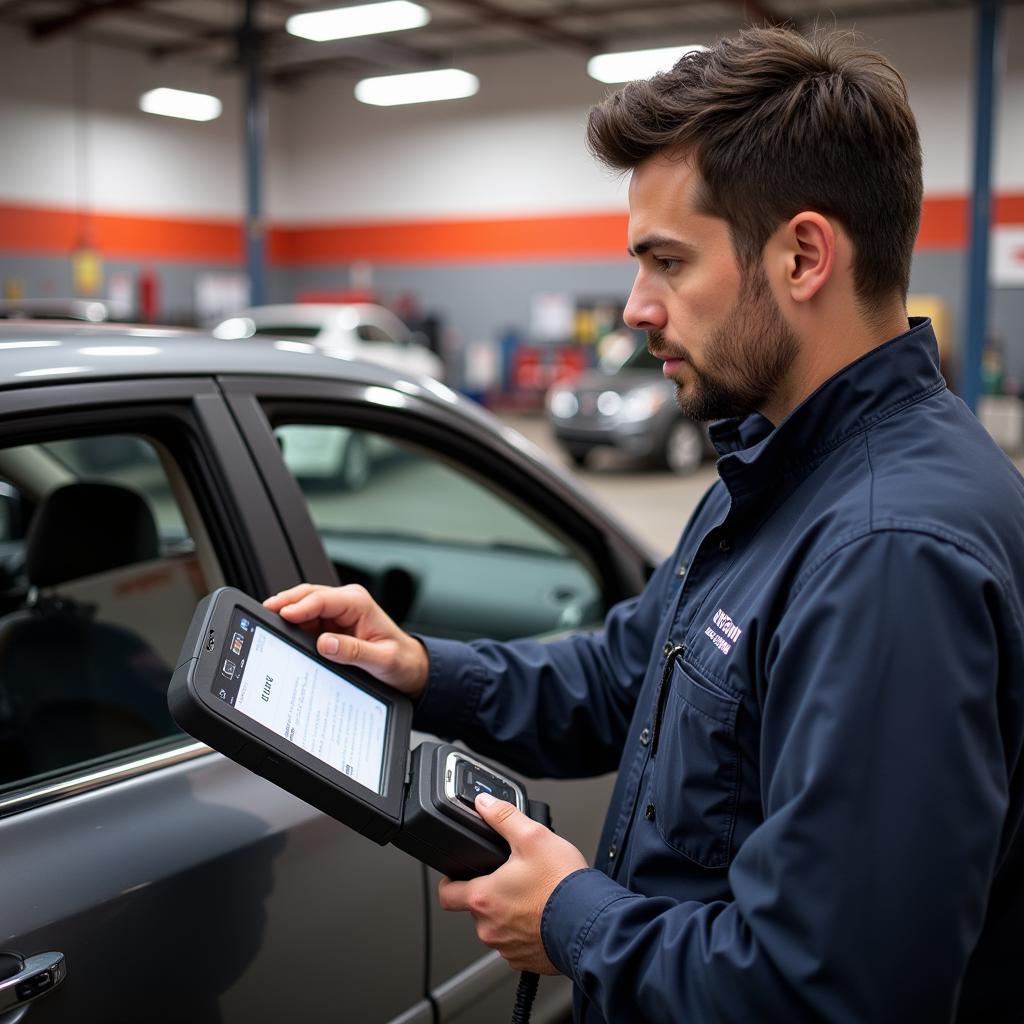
[169,588,549,880]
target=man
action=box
[266,27,1024,1022]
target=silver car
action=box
[0,323,653,1023]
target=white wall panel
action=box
[268,47,624,221]
[268,8,1023,223]
[0,10,1021,222]
[0,26,246,217]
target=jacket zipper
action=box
[651,644,686,756]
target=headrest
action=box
[25,482,160,588]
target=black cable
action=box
[511,970,540,1024]
[420,862,440,1024]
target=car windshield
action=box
[620,344,661,371]
[250,325,321,339]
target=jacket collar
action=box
[709,317,945,508]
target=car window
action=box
[354,324,398,344]
[274,423,604,641]
[621,343,661,371]
[0,433,222,793]
[251,325,321,339]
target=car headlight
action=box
[619,384,668,422]
[596,390,623,416]
[548,388,579,419]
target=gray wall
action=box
[6,251,1022,395]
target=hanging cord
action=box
[510,798,553,1024]
[420,862,440,1024]
[511,970,540,1024]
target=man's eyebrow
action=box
[627,235,698,259]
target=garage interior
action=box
[1,4,1023,1023]
[0,1,1021,429]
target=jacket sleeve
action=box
[411,550,678,778]
[541,529,1021,1021]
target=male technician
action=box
[266,27,1024,1022]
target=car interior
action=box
[0,435,220,791]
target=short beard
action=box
[653,265,798,423]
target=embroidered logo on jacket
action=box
[705,608,743,655]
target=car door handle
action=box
[0,952,66,1013]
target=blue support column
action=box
[243,0,266,307]
[962,0,1001,413]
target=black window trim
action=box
[218,375,652,607]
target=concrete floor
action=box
[497,412,719,559]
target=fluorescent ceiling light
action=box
[139,88,222,122]
[355,68,479,106]
[287,1,429,42]
[587,45,708,84]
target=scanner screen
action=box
[214,609,388,795]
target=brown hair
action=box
[586,27,923,307]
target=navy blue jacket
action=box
[415,319,1024,1022]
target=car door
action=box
[0,378,429,1024]
[219,375,654,1024]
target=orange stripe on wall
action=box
[917,195,969,248]
[1,195,1022,265]
[268,212,630,265]
[0,203,244,263]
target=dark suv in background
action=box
[545,342,708,475]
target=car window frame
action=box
[0,377,305,817]
[218,376,651,605]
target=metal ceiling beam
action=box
[266,34,443,77]
[736,0,792,28]
[31,0,152,38]
[439,0,598,52]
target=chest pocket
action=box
[652,660,741,869]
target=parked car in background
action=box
[0,322,652,1024]
[213,302,445,381]
[546,339,709,475]
[0,297,112,322]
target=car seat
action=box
[0,482,175,786]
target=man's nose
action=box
[623,273,666,332]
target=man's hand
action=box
[263,583,429,698]
[438,793,588,974]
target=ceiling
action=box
[0,0,995,85]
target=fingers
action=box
[315,630,393,678]
[264,583,427,695]
[437,877,472,913]
[474,794,544,847]
[263,583,326,612]
[268,584,373,629]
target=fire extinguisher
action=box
[139,266,160,323]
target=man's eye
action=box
[655,257,680,272]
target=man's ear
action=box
[781,212,836,303]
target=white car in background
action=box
[213,303,445,381]
[214,303,445,487]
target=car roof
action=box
[234,303,390,326]
[0,321,436,396]
[0,323,643,563]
